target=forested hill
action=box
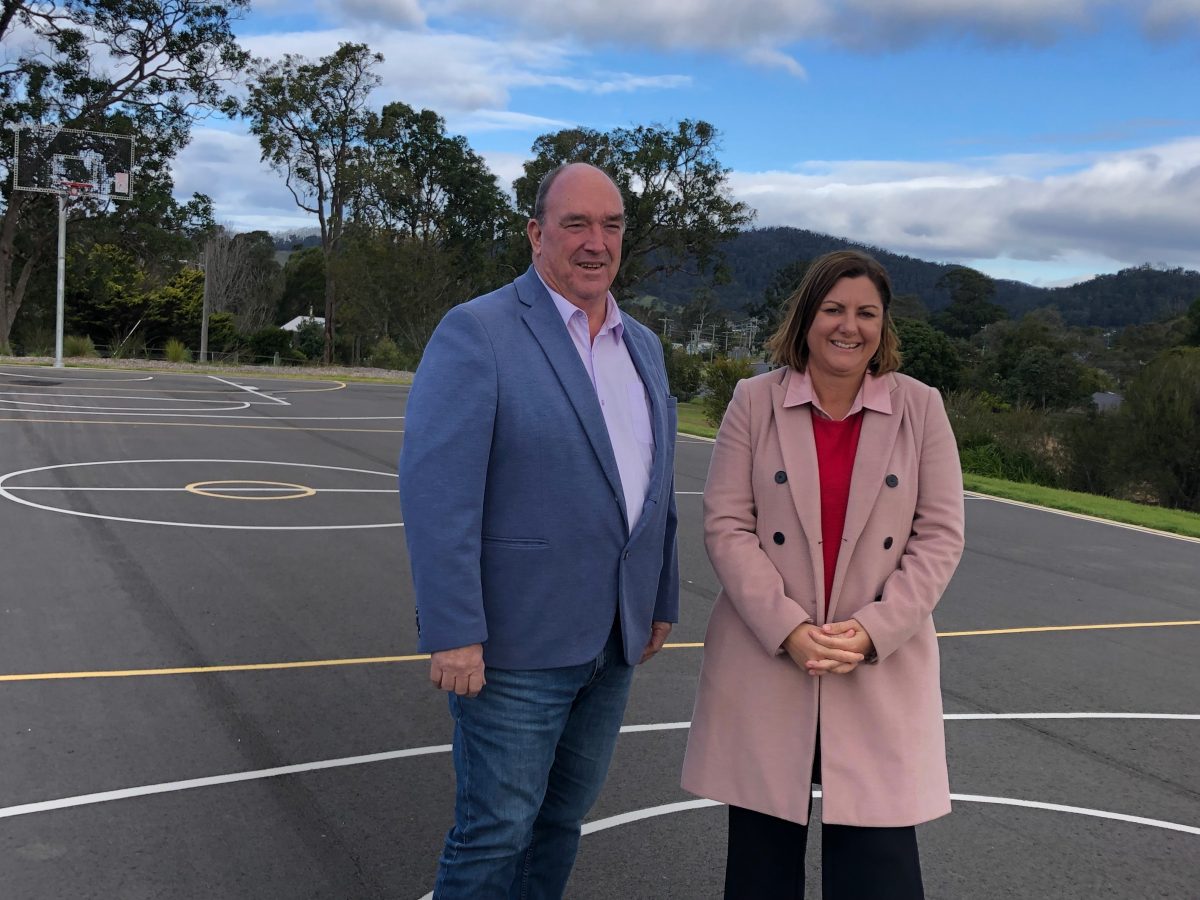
[641,227,1200,328]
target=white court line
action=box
[965,491,1200,544]
[5,487,400,494]
[208,374,290,406]
[0,459,403,531]
[0,409,404,420]
[0,370,153,382]
[575,792,1200,838]
[3,715,1194,823]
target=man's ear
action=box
[526,218,542,255]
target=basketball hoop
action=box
[59,180,96,201]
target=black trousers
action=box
[724,804,925,899]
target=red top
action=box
[811,411,865,613]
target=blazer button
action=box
[885,474,899,488]
[773,532,785,545]
[774,470,788,484]
[883,536,894,549]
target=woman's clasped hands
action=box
[782,619,874,676]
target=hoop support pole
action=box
[55,193,67,368]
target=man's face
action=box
[527,165,625,308]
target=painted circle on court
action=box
[0,459,402,530]
[185,480,317,501]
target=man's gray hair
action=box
[532,163,623,224]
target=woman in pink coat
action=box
[681,250,965,899]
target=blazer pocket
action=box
[482,535,550,550]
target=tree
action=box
[513,120,754,298]
[201,229,282,334]
[744,258,809,337]
[1,0,249,345]
[1004,344,1088,409]
[242,42,382,363]
[894,318,961,392]
[359,102,512,252]
[1123,347,1200,511]
[931,267,1006,339]
[1185,298,1200,346]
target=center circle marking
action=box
[185,480,316,501]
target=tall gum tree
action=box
[0,0,249,347]
[513,120,754,299]
[242,42,382,364]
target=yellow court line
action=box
[0,655,430,682]
[0,417,401,434]
[936,620,1200,637]
[2,620,1196,684]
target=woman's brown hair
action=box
[765,249,902,374]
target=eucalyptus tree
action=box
[242,42,382,363]
[0,0,249,346]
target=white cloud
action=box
[239,28,687,114]
[436,1,1197,53]
[730,137,1200,273]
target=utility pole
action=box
[199,242,212,363]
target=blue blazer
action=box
[399,266,679,669]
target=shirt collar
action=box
[538,271,623,341]
[783,368,892,419]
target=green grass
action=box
[675,409,1199,539]
[963,474,1200,539]
[677,399,716,439]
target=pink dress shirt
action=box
[541,276,654,533]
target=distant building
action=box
[1091,391,1123,412]
[282,315,324,333]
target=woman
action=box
[681,250,965,899]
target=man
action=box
[399,162,679,898]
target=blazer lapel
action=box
[516,269,627,523]
[771,372,826,616]
[827,375,903,620]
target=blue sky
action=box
[173,0,1200,286]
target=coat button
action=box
[883,536,893,549]
[885,474,899,488]
[774,470,787,484]
[773,532,785,545]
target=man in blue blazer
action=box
[399,162,679,898]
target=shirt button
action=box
[773,532,785,545]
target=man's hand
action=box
[807,618,875,675]
[429,643,486,697]
[640,621,673,663]
[782,622,865,676]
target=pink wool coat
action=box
[681,367,965,827]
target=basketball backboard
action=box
[12,126,135,200]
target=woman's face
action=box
[804,275,884,381]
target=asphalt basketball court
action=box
[0,363,1196,898]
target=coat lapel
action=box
[828,374,903,620]
[516,268,627,523]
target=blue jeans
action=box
[433,626,634,900]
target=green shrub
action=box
[63,334,98,357]
[369,336,406,370]
[662,338,703,401]
[246,328,292,362]
[164,338,191,363]
[701,355,754,427]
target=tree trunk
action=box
[0,194,27,346]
